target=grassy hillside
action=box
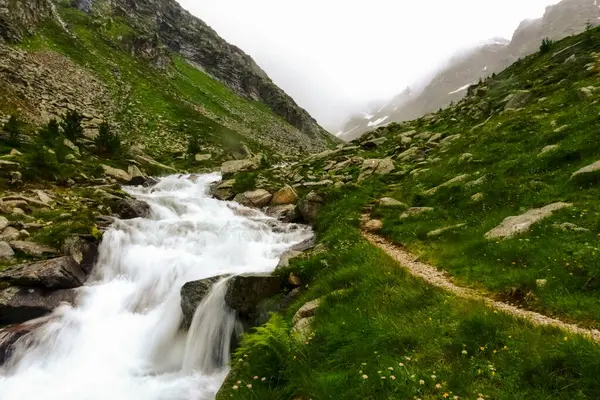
[0,4,337,166]
[216,26,600,399]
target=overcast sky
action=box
[177,0,560,131]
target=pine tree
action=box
[61,110,84,142]
[187,133,201,159]
[94,122,121,155]
[39,119,61,145]
[3,115,22,146]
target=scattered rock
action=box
[211,179,236,201]
[0,216,9,231]
[0,227,21,242]
[0,286,77,325]
[265,204,301,223]
[108,198,151,219]
[270,185,299,206]
[539,144,559,155]
[465,174,488,189]
[379,198,407,208]
[427,223,467,238]
[102,165,131,183]
[292,299,321,325]
[579,87,593,100]
[61,236,99,275]
[425,174,470,195]
[471,192,484,202]
[571,160,600,179]
[194,153,212,162]
[536,279,548,288]
[0,256,84,289]
[363,219,383,232]
[276,250,303,270]
[0,241,15,260]
[439,134,462,148]
[298,192,324,225]
[127,165,148,186]
[34,190,53,205]
[505,90,533,110]
[400,207,434,219]
[458,153,473,163]
[235,189,272,208]
[221,159,258,176]
[553,222,590,233]
[485,202,572,240]
[63,139,80,154]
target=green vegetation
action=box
[2,115,23,146]
[219,184,600,399]
[539,37,554,54]
[94,122,121,155]
[60,110,84,142]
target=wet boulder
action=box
[0,256,86,289]
[180,275,229,328]
[211,179,236,201]
[234,189,272,208]
[0,286,77,325]
[225,273,283,327]
[265,204,301,223]
[270,185,299,206]
[108,198,151,219]
[0,320,45,365]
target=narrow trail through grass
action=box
[362,221,600,343]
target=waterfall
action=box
[0,173,312,400]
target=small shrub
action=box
[2,115,22,146]
[61,110,84,142]
[539,38,554,54]
[94,122,121,155]
[23,138,61,181]
[39,119,62,145]
[186,133,201,159]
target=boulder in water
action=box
[180,275,229,328]
[0,286,77,325]
[225,273,282,326]
[109,198,151,219]
[0,256,86,289]
[0,320,44,365]
[265,204,301,223]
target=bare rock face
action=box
[0,286,77,325]
[0,256,86,289]
[0,0,53,42]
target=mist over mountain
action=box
[338,0,599,141]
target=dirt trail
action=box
[361,230,600,343]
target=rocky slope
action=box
[340,0,600,141]
[0,0,337,160]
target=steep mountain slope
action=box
[214,24,600,399]
[0,0,337,160]
[340,0,600,141]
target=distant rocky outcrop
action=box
[339,0,600,141]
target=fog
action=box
[177,0,560,131]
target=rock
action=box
[108,198,151,219]
[9,241,58,258]
[0,227,21,242]
[194,153,212,162]
[127,165,148,186]
[220,159,258,175]
[571,160,600,179]
[505,90,533,110]
[270,185,299,206]
[565,54,576,63]
[9,149,22,156]
[361,137,387,149]
[396,147,425,162]
[580,87,593,100]
[292,299,321,325]
[301,180,334,188]
[211,179,236,201]
[290,236,316,252]
[102,165,132,183]
[9,171,22,188]
[553,222,590,233]
[288,273,302,286]
[379,197,408,208]
[425,174,470,195]
[180,275,229,328]
[0,256,85,289]
[536,279,547,288]
[61,236,99,275]
[276,250,303,270]
[0,286,77,325]
[293,316,315,337]
[400,207,434,219]
[0,160,20,171]
[265,204,301,223]
[439,134,462,148]
[0,241,15,259]
[11,208,25,216]
[471,192,484,202]
[225,273,282,326]
[360,158,395,177]
[364,219,383,232]
[459,153,473,163]
[414,132,433,141]
[0,216,9,231]
[485,202,572,240]
[298,192,324,225]
[427,223,467,238]
[34,190,53,205]
[235,189,272,208]
[465,174,488,189]
[539,144,559,155]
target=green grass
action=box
[218,184,600,400]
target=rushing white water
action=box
[0,173,312,400]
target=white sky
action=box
[177,0,560,130]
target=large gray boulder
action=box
[0,286,77,325]
[485,202,572,240]
[220,159,258,176]
[298,192,324,226]
[265,204,301,223]
[0,256,86,289]
[211,179,236,201]
[108,198,151,219]
[234,189,272,208]
[180,275,229,328]
[9,241,58,257]
[225,273,282,326]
